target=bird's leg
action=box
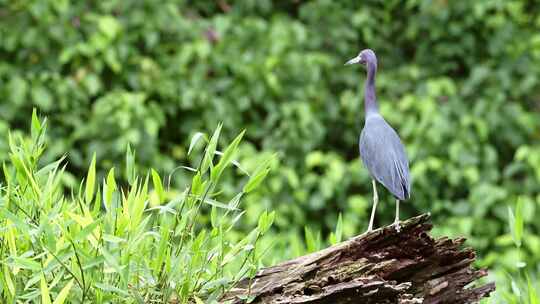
[367,180,378,232]
[393,199,401,232]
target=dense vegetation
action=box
[1,113,275,302]
[1,0,540,302]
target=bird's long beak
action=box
[344,56,361,65]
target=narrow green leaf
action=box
[508,206,517,247]
[72,219,102,243]
[40,274,52,304]
[191,172,203,196]
[10,155,41,195]
[243,168,270,193]
[197,196,239,211]
[104,167,117,211]
[188,132,207,155]
[94,282,130,296]
[527,274,538,304]
[11,256,41,271]
[227,192,243,210]
[210,206,218,228]
[243,153,276,193]
[509,198,524,248]
[257,210,275,234]
[7,132,16,153]
[201,123,222,174]
[31,108,41,139]
[511,279,521,297]
[153,216,173,274]
[221,230,258,266]
[129,176,149,230]
[102,234,127,244]
[92,187,102,216]
[37,155,66,177]
[514,197,524,248]
[304,226,321,253]
[252,153,277,176]
[3,265,15,298]
[151,169,164,203]
[53,279,74,304]
[211,130,245,183]
[85,153,97,204]
[227,211,246,232]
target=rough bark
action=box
[222,213,495,304]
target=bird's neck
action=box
[364,62,379,116]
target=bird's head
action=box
[345,49,377,67]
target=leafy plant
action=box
[0,115,274,303]
[489,202,540,304]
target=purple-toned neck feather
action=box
[364,57,379,116]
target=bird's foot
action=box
[392,221,401,233]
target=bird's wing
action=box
[359,116,411,200]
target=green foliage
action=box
[1,0,540,301]
[494,203,540,304]
[509,197,525,249]
[0,118,272,303]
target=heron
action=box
[345,49,411,233]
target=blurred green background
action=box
[1,0,540,299]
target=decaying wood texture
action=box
[222,213,495,303]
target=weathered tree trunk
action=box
[222,214,495,303]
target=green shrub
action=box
[0,113,274,303]
[490,201,540,304]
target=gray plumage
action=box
[359,115,411,200]
[346,48,411,232]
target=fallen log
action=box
[222,213,495,303]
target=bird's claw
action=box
[393,222,401,233]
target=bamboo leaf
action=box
[94,282,130,296]
[257,210,274,234]
[52,279,74,304]
[527,274,538,304]
[304,226,321,253]
[195,196,239,211]
[11,256,41,271]
[104,167,117,211]
[243,153,276,193]
[201,123,222,174]
[40,274,52,304]
[151,169,164,203]
[508,198,524,248]
[329,213,343,245]
[85,153,97,204]
[514,197,524,247]
[31,108,41,131]
[243,168,270,193]
[3,265,15,298]
[188,132,207,155]
[227,192,243,210]
[211,130,245,183]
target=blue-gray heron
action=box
[345,49,411,232]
